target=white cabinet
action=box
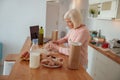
[87,46,120,80]
[89,0,100,4]
[89,0,120,19]
[115,0,120,19]
[98,0,120,19]
[89,0,112,4]
[101,0,115,3]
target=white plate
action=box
[41,62,63,68]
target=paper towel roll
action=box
[29,51,40,69]
[52,30,58,41]
[68,42,82,69]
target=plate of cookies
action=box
[41,55,63,68]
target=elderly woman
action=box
[21,9,90,68]
[45,9,90,69]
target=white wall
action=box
[87,18,120,41]
[0,0,46,60]
[58,0,70,37]
[45,2,60,38]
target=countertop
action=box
[89,43,120,64]
[7,37,93,80]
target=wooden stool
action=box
[0,75,8,80]
[3,54,19,75]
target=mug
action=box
[102,42,109,48]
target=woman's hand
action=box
[20,51,30,60]
[44,41,59,52]
[49,43,59,52]
[44,41,52,50]
[52,41,60,45]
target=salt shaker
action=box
[68,42,82,69]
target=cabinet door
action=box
[116,0,120,19]
[89,0,120,19]
[87,46,120,80]
[87,46,96,78]
[97,0,118,19]
[94,49,120,80]
[101,0,113,3]
[89,0,100,4]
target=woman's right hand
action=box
[20,51,30,60]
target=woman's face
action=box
[65,19,74,29]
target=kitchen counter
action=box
[89,43,120,64]
[7,37,93,80]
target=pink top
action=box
[57,25,90,67]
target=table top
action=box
[8,37,93,80]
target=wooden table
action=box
[8,37,93,80]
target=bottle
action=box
[30,39,38,51]
[29,39,40,69]
[38,26,44,45]
[98,29,101,38]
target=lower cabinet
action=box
[87,46,120,80]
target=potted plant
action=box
[89,9,96,17]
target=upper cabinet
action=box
[115,0,120,19]
[89,0,120,20]
[89,0,101,4]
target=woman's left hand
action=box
[44,41,59,51]
[49,43,59,52]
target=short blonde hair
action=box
[64,9,82,29]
